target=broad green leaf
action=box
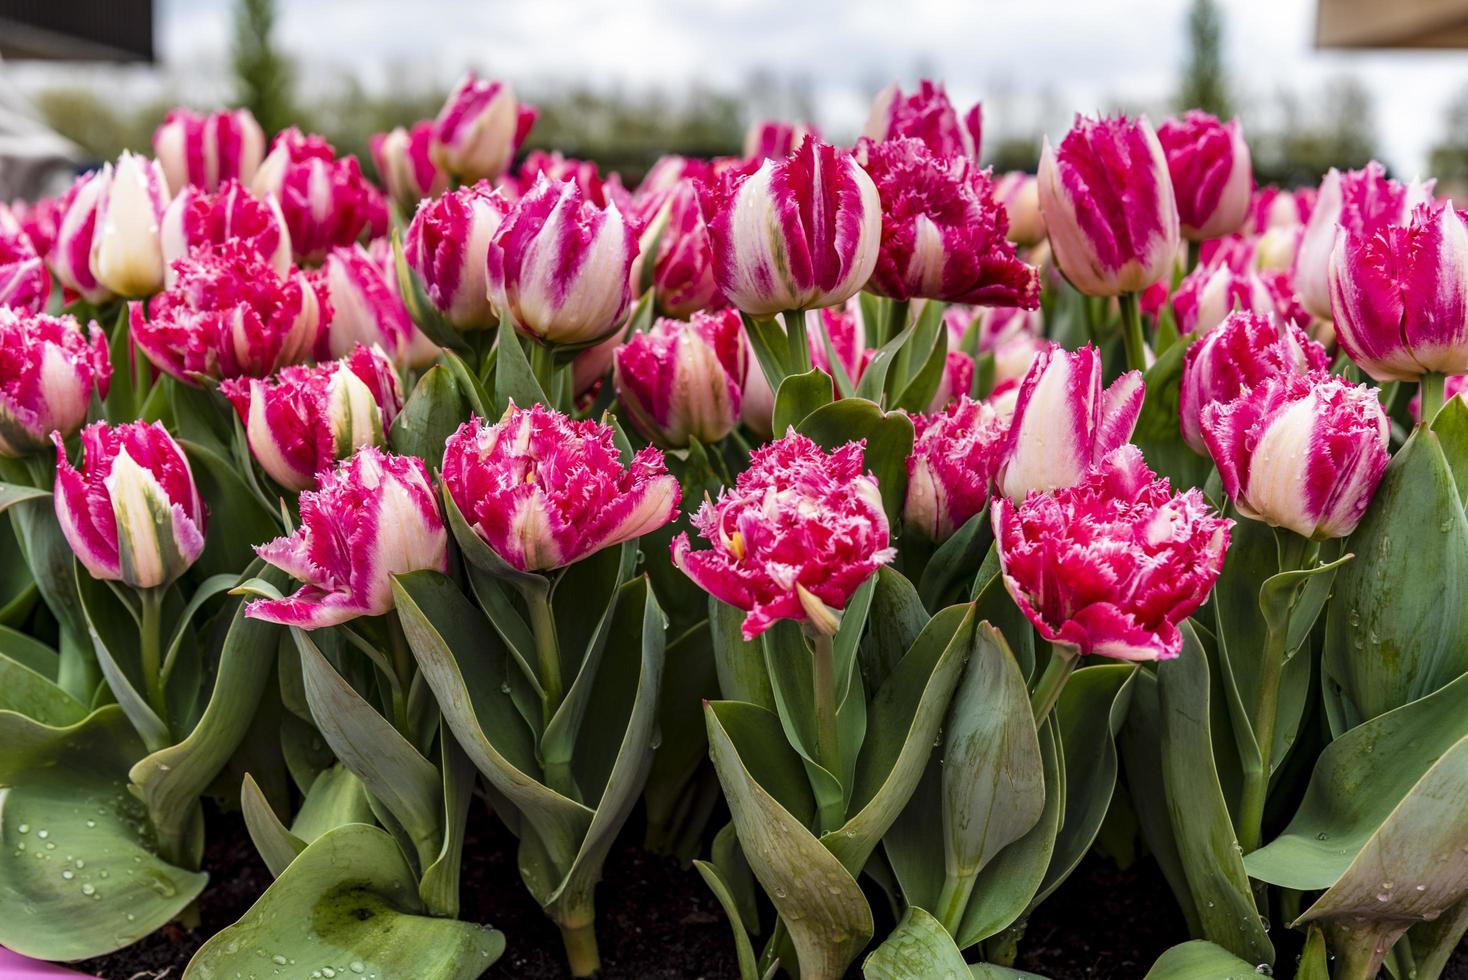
[184,824,503,980]
[493,311,551,414]
[1129,328,1210,491]
[866,566,929,693]
[10,497,92,698]
[0,624,59,678]
[855,314,918,404]
[419,732,477,917]
[1141,940,1260,979]
[0,707,207,959]
[918,509,993,614]
[893,321,949,414]
[694,859,762,980]
[74,564,170,752]
[797,398,914,529]
[863,907,968,980]
[642,620,718,855]
[1297,926,1330,980]
[1432,385,1468,504]
[1404,895,1468,980]
[292,764,375,844]
[0,482,48,514]
[761,619,849,825]
[773,369,837,435]
[742,312,793,396]
[710,595,776,711]
[240,772,306,877]
[0,647,86,725]
[391,365,468,464]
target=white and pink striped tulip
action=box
[370,120,448,214]
[252,129,375,264]
[992,172,1046,247]
[861,79,982,162]
[404,180,509,332]
[431,72,536,184]
[1156,111,1252,241]
[0,205,50,313]
[905,395,1009,542]
[160,179,291,285]
[0,310,110,457]
[1171,261,1276,336]
[153,107,266,195]
[613,308,747,448]
[90,152,171,298]
[50,173,113,305]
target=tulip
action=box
[636,180,724,317]
[8,193,63,258]
[1329,200,1468,384]
[1253,225,1303,272]
[53,420,205,590]
[442,403,680,573]
[992,172,1046,247]
[50,173,113,305]
[1037,114,1180,297]
[863,79,982,162]
[152,107,266,195]
[742,120,821,162]
[946,303,1042,354]
[703,138,880,318]
[672,430,894,639]
[0,205,50,313]
[369,120,448,214]
[323,244,439,367]
[430,72,537,184]
[741,304,865,436]
[905,395,1008,541]
[131,242,321,384]
[513,151,631,212]
[486,176,638,346]
[404,180,510,332]
[247,447,448,628]
[613,309,747,448]
[991,333,1047,393]
[221,345,402,492]
[1156,111,1252,241]
[860,137,1040,307]
[1249,185,1311,234]
[0,310,110,456]
[994,444,1230,664]
[1294,162,1420,321]
[1170,260,1276,335]
[252,128,375,264]
[1201,370,1389,539]
[996,342,1144,500]
[89,152,171,298]
[159,179,291,285]
[1179,310,1328,454]
[927,352,975,413]
[636,155,711,200]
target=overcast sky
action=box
[20,0,1468,176]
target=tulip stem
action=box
[1030,643,1079,722]
[783,309,812,375]
[885,298,911,346]
[810,630,844,833]
[559,919,601,978]
[934,870,978,935]
[1118,291,1147,374]
[525,586,565,715]
[139,586,167,723]
[1421,371,1447,425]
[528,338,556,398]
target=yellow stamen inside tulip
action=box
[729,531,745,560]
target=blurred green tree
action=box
[1251,76,1379,186]
[1428,82,1468,185]
[233,0,296,137]
[1178,0,1231,118]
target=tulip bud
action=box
[993,172,1046,247]
[322,244,438,368]
[614,309,747,448]
[672,431,895,640]
[252,129,374,264]
[1203,371,1389,539]
[89,152,171,298]
[905,395,1008,541]
[369,120,448,214]
[863,80,982,161]
[636,155,711,200]
[442,403,681,572]
[1037,114,1180,296]
[1179,310,1328,454]
[1329,200,1468,382]
[1156,111,1252,241]
[994,444,1230,661]
[703,139,880,316]
[1171,261,1276,335]
[1249,186,1311,234]
[486,176,638,346]
[153,107,266,195]
[248,447,448,627]
[53,421,205,590]
[404,181,510,331]
[159,180,291,286]
[430,72,536,184]
[997,343,1144,500]
[9,193,62,259]
[0,310,110,456]
[637,180,724,317]
[50,173,113,305]
[0,204,50,313]
[743,120,820,162]
[860,138,1040,307]
[513,151,631,212]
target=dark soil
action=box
[73,804,1468,980]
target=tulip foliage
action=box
[1,77,1468,980]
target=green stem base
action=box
[560,920,602,977]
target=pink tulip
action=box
[862,80,982,162]
[512,151,631,212]
[222,345,402,492]
[370,120,449,214]
[743,120,821,162]
[50,173,113,305]
[946,303,1043,354]
[927,351,975,412]
[1329,200,1468,382]
[1156,111,1252,241]
[0,309,110,456]
[404,180,510,332]
[159,179,291,286]
[994,444,1230,661]
[90,152,172,298]
[1202,370,1389,539]
[1037,114,1180,296]
[672,430,894,639]
[1248,185,1312,234]
[613,309,746,448]
[1171,260,1276,336]
[53,421,205,589]
[153,107,265,195]
[442,404,680,573]
[636,155,712,200]
[252,129,375,264]
[1179,310,1328,454]
[321,244,437,368]
[486,176,638,345]
[637,179,724,318]
[993,172,1046,247]
[860,137,1040,307]
[906,395,1008,541]
[431,72,536,184]
[131,242,321,384]
[8,193,63,258]
[248,447,448,627]
[0,204,50,313]
[703,138,880,317]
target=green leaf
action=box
[863,906,969,980]
[1156,624,1274,966]
[1130,329,1212,491]
[1141,940,1260,979]
[855,316,918,405]
[918,508,993,613]
[742,313,793,397]
[773,369,837,435]
[866,567,929,693]
[493,311,551,413]
[181,438,282,578]
[893,321,949,414]
[710,596,776,711]
[694,858,762,980]
[0,482,48,515]
[642,619,719,855]
[240,772,306,878]
[0,647,86,726]
[391,365,468,464]
[0,623,59,678]
[1297,925,1330,980]
[419,733,477,917]
[706,700,874,980]
[797,398,914,529]
[0,707,207,959]
[185,824,504,980]
[293,764,375,844]
[74,564,170,752]
[391,229,470,353]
